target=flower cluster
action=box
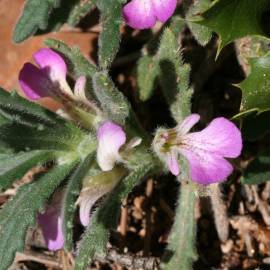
[19,48,242,251]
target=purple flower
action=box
[19,48,73,100]
[153,114,242,184]
[97,121,142,171]
[37,192,64,251]
[123,0,177,30]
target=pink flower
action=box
[37,192,64,251]
[123,0,177,30]
[19,48,89,104]
[97,121,141,171]
[153,114,242,184]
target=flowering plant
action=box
[0,0,269,269]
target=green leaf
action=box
[239,54,270,113]
[75,164,154,270]
[0,122,83,152]
[38,0,80,33]
[67,0,96,26]
[0,88,64,128]
[0,114,8,126]
[63,153,95,251]
[0,150,54,191]
[186,0,212,46]
[97,0,123,68]
[45,39,97,78]
[0,162,76,270]
[13,0,61,43]
[137,56,158,101]
[157,28,192,122]
[161,181,197,270]
[93,71,130,124]
[195,0,270,52]
[242,154,270,185]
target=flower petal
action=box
[152,0,177,22]
[184,117,242,158]
[166,151,180,176]
[37,200,64,251]
[78,192,103,227]
[19,63,54,100]
[123,0,156,29]
[97,121,126,171]
[179,148,233,184]
[78,185,114,226]
[34,48,67,82]
[74,76,87,100]
[176,114,200,136]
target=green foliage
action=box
[0,163,76,270]
[0,88,64,128]
[136,28,192,121]
[0,150,54,191]
[13,0,61,43]
[185,0,212,46]
[239,54,270,114]
[93,71,129,124]
[75,164,154,270]
[63,153,95,251]
[97,0,125,69]
[194,0,270,52]
[242,154,270,185]
[161,181,197,270]
[137,55,158,101]
[42,0,81,33]
[0,122,83,152]
[157,29,192,122]
[67,0,96,26]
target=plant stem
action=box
[161,180,198,270]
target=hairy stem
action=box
[161,180,197,270]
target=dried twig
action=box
[11,251,61,269]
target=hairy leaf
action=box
[0,122,83,152]
[75,164,154,270]
[186,0,212,46]
[0,150,54,191]
[194,0,270,52]
[0,162,76,270]
[137,56,158,101]
[13,0,61,43]
[93,72,129,124]
[67,0,96,26]
[0,89,64,128]
[161,181,197,270]
[63,153,95,251]
[97,0,124,68]
[157,29,192,122]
